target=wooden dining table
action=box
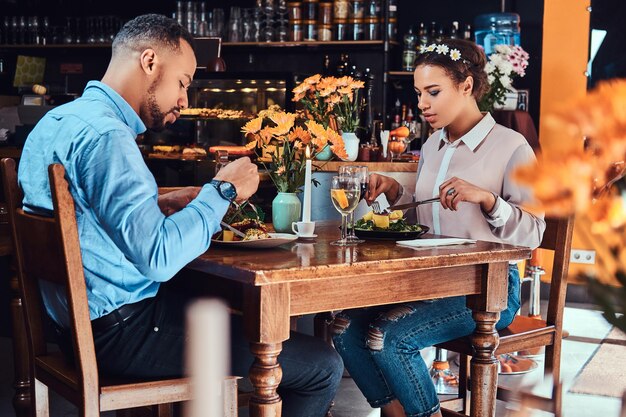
[183,221,531,417]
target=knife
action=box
[220,221,247,238]
[388,197,440,211]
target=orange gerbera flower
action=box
[288,126,311,144]
[303,74,321,85]
[305,120,327,139]
[349,79,365,90]
[241,117,263,136]
[258,126,274,145]
[335,76,351,87]
[269,112,296,136]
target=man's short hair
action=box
[112,14,194,56]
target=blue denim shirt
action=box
[18,81,229,327]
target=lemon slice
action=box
[373,213,390,229]
[331,189,349,209]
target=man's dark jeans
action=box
[59,286,343,417]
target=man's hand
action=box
[366,173,401,205]
[213,157,259,202]
[158,187,201,216]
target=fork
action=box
[371,201,388,215]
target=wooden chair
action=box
[438,216,574,416]
[1,158,237,417]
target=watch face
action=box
[219,182,237,202]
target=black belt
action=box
[91,297,154,333]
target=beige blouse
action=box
[398,113,545,249]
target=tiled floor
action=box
[0,304,623,417]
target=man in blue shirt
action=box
[18,14,342,417]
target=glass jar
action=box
[318,24,333,41]
[303,19,317,40]
[289,19,304,41]
[302,0,319,21]
[387,17,397,41]
[287,2,302,20]
[364,16,378,40]
[388,0,397,19]
[319,2,333,25]
[333,0,349,20]
[365,0,379,17]
[334,18,349,40]
[349,18,364,41]
[349,0,366,19]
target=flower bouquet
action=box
[479,44,529,112]
[242,107,348,193]
[292,74,365,133]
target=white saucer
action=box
[297,234,317,240]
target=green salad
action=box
[354,218,423,232]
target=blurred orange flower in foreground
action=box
[514,78,626,232]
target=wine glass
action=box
[330,175,360,246]
[338,165,368,243]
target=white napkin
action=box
[397,238,477,249]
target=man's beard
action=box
[146,76,179,131]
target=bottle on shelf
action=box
[389,98,402,130]
[449,21,459,39]
[436,27,444,43]
[336,53,348,76]
[402,26,417,72]
[360,67,375,144]
[418,22,428,51]
[322,54,331,76]
[428,21,437,44]
[463,23,472,40]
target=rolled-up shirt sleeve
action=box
[482,143,545,249]
[77,130,229,281]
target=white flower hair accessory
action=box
[420,43,467,64]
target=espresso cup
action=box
[292,221,315,237]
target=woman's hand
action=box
[438,177,497,213]
[366,174,401,205]
[158,187,201,216]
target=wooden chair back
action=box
[2,158,101,409]
[1,158,242,416]
[540,216,574,332]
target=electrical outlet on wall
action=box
[570,249,596,264]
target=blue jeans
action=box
[58,284,343,417]
[331,265,520,417]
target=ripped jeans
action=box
[331,265,520,417]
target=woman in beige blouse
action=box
[331,39,545,417]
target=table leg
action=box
[248,342,283,417]
[469,310,500,417]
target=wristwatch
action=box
[210,179,237,203]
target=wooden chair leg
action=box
[152,403,173,417]
[458,354,471,415]
[314,312,334,345]
[545,341,563,417]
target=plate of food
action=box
[212,203,297,249]
[352,210,429,241]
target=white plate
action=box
[212,233,298,249]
